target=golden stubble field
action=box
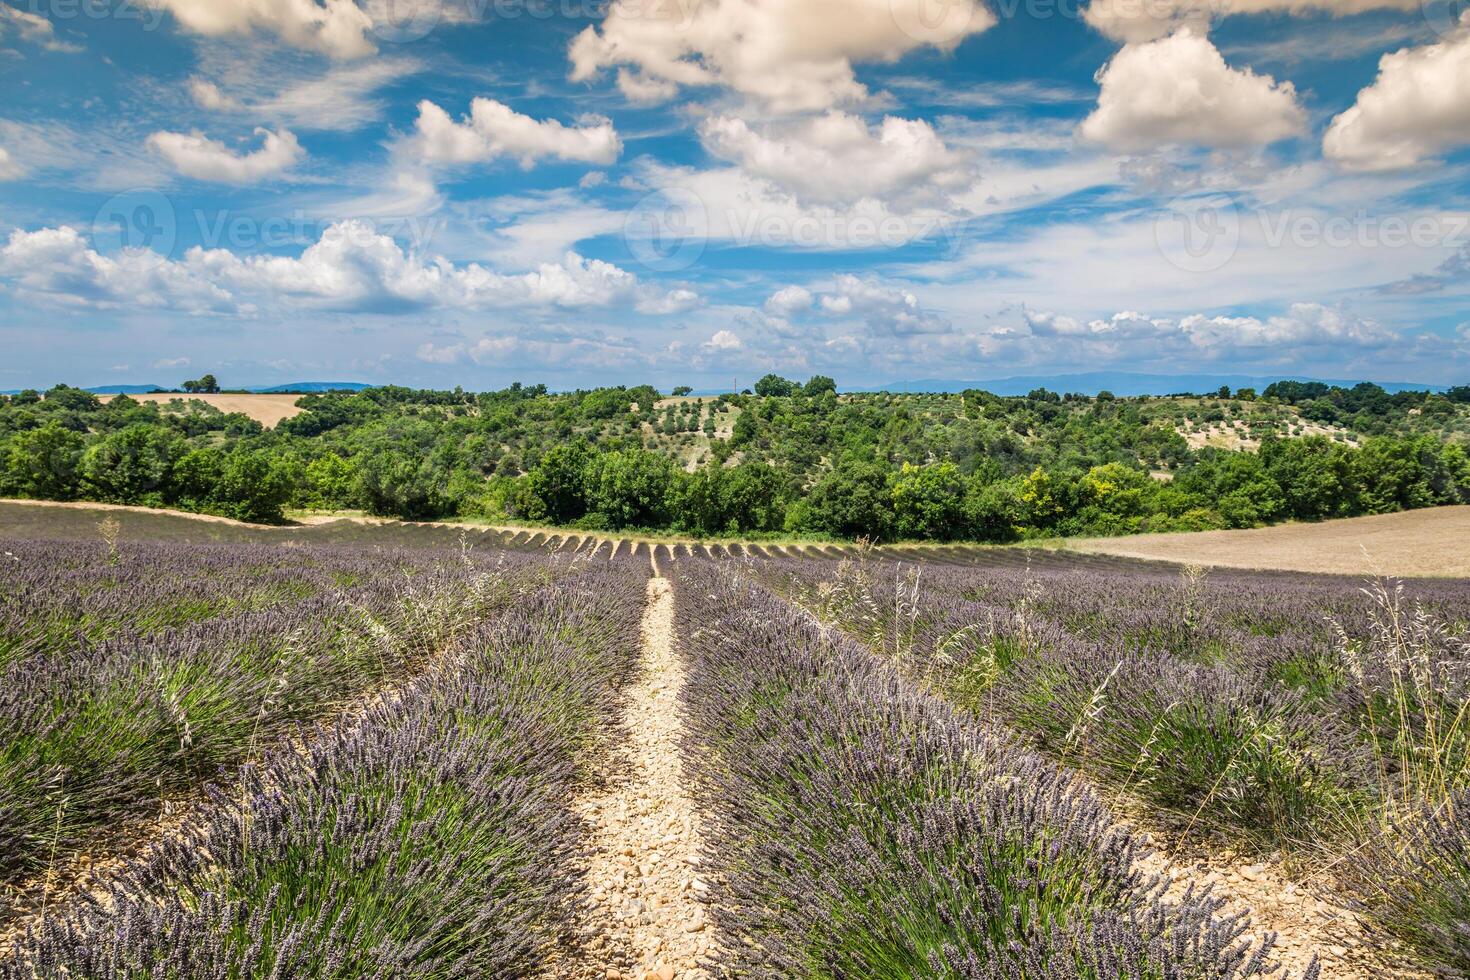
[1065,505,1470,577]
[98,393,305,428]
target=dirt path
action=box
[573,573,714,980]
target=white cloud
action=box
[636,160,962,252]
[569,0,996,112]
[616,69,680,105]
[1081,30,1306,152]
[154,356,191,368]
[147,127,302,183]
[1022,302,1395,354]
[636,288,703,315]
[253,59,422,132]
[699,112,971,208]
[0,220,694,317]
[0,4,81,51]
[140,0,375,58]
[817,274,950,335]
[188,77,241,111]
[1084,0,1420,44]
[766,285,813,316]
[0,226,236,314]
[1324,14,1470,171]
[412,99,621,168]
[704,329,743,351]
[0,147,23,180]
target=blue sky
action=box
[1,0,1468,391]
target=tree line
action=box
[1,380,1467,540]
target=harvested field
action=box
[1063,506,1470,577]
[97,392,306,428]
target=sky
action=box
[1,0,1469,392]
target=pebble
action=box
[570,578,716,980]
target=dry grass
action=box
[97,393,305,428]
[1063,507,1470,577]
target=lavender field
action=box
[1,510,1467,978]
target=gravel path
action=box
[572,574,715,980]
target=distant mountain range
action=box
[864,372,1451,397]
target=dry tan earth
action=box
[98,393,306,428]
[1065,506,1470,577]
[572,574,715,980]
[1132,837,1428,979]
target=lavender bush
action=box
[0,535,560,902]
[2,560,646,977]
[672,559,1309,978]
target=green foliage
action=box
[356,452,456,521]
[3,422,84,499]
[1,380,1467,540]
[182,374,220,393]
[583,449,675,529]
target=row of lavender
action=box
[758,552,1470,974]
[0,536,564,918]
[670,558,1311,978]
[3,559,648,975]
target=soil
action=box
[96,393,306,428]
[571,575,716,980]
[1064,506,1470,578]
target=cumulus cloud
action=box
[1023,302,1395,354]
[0,220,695,317]
[703,329,743,351]
[817,275,950,335]
[1080,30,1306,152]
[147,127,302,183]
[1084,0,1420,43]
[0,4,81,51]
[0,225,235,313]
[569,0,996,112]
[1323,14,1470,171]
[140,0,375,58]
[411,99,621,168]
[766,285,813,316]
[0,147,23,180]
[699,112,971,208]
[636,288,703,315]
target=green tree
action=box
[890,462,967,540]
[754,374,797,398]
[4,422,85,499]
[302,454,360,510]
[182,374,220,394]
[801,460,895,540]
[525,442,593,523]
[81,424,183,504]
[214,450,298,523]
[357,452,456,521]
[584,449,675,529]
[803,375,837,397]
